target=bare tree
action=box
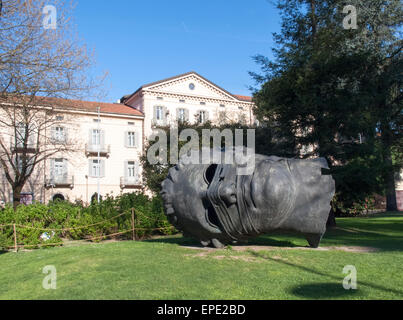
[0,0,105,208]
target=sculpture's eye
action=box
[204,164,218,184]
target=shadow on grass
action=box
[322,224,403,251]
[146,214,403,251]
[291,283,360,299]
[249,251,403,298]
[144,235,298,248]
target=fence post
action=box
[131,208,136,241]
[13,224,17,252]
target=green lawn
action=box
[0,212,402,300]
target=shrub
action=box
[0,192,176,250]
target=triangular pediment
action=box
[143,72,239,101]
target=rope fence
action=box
[0,208,175,252]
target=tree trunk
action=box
[12,185,23,211]
[383,147,398,212]
[309,0,317,43]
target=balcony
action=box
[85,144,111,157]
[120,176,142,189]
[10,141,38,154]
[151,119,167,127]
[45,175,74,189]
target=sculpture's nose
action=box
[220,183,237,206]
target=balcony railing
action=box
[10,140,38,154]
[85,144,111,157]
[151,119,167,127]
[120,176,142,189]
[45,175,74,189]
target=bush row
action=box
[0,192,176,250]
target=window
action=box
[156,106,163,120]
[199,111,207,124]
[127,161,136,177]
[16,156,34,173]
[92,129,101,145]
[93,119,101,123]
[126,131,137,148]
[200,102,206,105]
[53,194,65,202]
[16,157,23,172]
[16,123,26,147]
[56,116,64,121]
[54,159,65,177]
[218,111,227,123]
[90,159,102,177]
[178,108,186,122]
[179,99,186,103]
[53,126,66,142]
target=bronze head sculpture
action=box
[161,148,335,248]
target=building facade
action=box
[0,71,402,210]
[0,72,255,205]
[0,98,144,204]
[120,71,256,138]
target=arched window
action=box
[91,193,102,203]
[52,194,65,202]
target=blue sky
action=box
[73,0,281,102]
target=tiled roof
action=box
[2,96,144,117]
[233,94,253,102]
[121,71,254,104]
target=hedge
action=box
[0,192,176,250]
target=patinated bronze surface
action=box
[161,149,335,248]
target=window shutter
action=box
[162,106,167,124]
[50,159,55,179]
[185,109,189,122]
[205,111,209,122]
[153,106,158,120]
[51,127,56,141]
[100,130,105,146]
[88,160,92,177]
[135,131,140,148]
[196,110,201,123]
[64,127,68,143]
[135,162,140,178]
[63,159,68,178]
[29,131,36,147]
[88,129,92,145]
[124,131,128,147]
[124,160,128,178]
[176,108,181,121]
[100,160,105,178]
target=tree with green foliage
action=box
[140,121,283,194]
[251,0,402,212]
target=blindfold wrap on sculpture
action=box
[161,148,335,248]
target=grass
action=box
[0,212,402,300]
